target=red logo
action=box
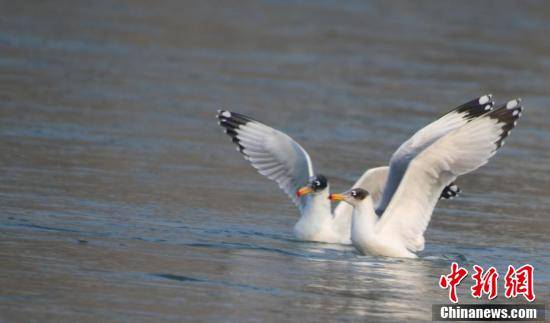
[471,265,499,300]
[439,262,469,303]
[439,263,535,303]
[504,264,535,302]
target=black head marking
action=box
[350,188,369,200]
[310,174,328,191]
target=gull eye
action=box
[314,180,320,187]
[350,188,368,200]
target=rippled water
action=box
[1,1,549,321]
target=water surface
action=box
[1,0,549,321]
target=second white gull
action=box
[329,98,523,258]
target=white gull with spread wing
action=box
[330,98,523,258]
[215,96,496,244]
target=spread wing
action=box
[376,94,495,215]
[217,110,314,210]
[376,99,523,252]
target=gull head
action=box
[328,188,369,206]
[296,174,328,197]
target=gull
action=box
[215,96,495,244]
[329,97,523,258]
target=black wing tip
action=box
[454,94,495,120]
[216,109,229,119]
[488,98,523,149]
[216,109,254,133]
[216,109,253,157]
[216,109,254,124]
[440,183,461,200]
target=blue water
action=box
[0,0,548,321]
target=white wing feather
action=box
[217,110,314,210]
[376,95,495,215]
[376,100,523,252]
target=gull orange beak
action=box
[328,193,346,201]
[296,186,313,197]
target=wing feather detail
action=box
[376,99,523,252]
[376,94,495,215]
[217,110,314,210]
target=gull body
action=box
[293,187,337,243]
[330,97,523,258]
